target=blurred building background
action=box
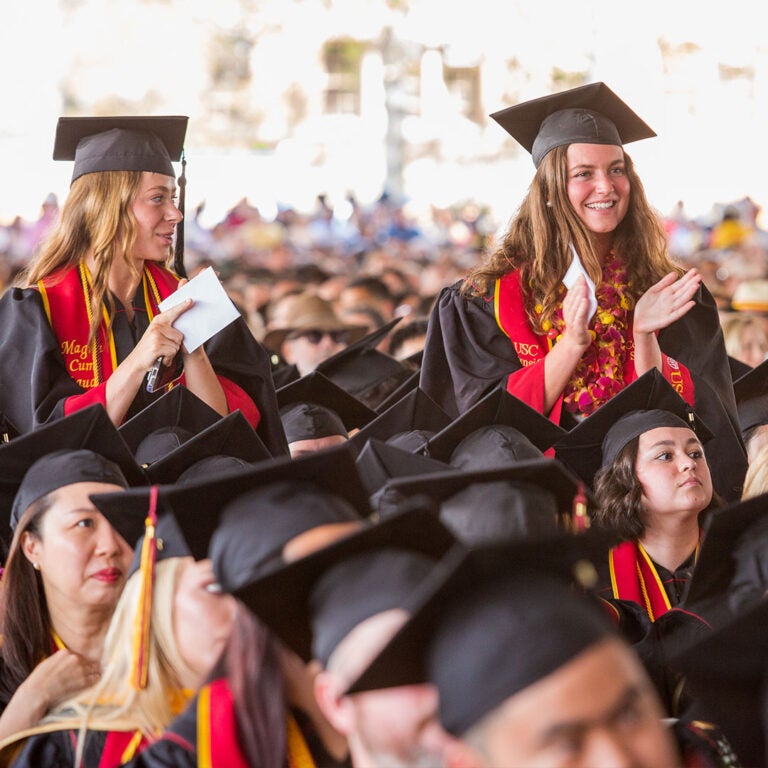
[2,0,768,226]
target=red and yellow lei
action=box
[544,255,633,417]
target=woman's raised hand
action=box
[560,275,592,350]
[633,269,702,335]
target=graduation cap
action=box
[345,530,616,737]
[424,386,567,467]
[90,442,370,563]
[141,410,271,484]
[0,405,145,533]
[372,457,595,533]
[54,115,190,276]
[490,81,656,168]
[682,491,768,625]
[373,369,420,415]
[347,387,452,457]
[553,369,712,490]
[0,412,19,444]
[315,318,411,405]
[53,115,188,183]
[729,355,753,383]
[354,437,450,500]
[672,600,768,768]
[734,358,768,438]
[229,506,457,663]
[118,386,223,463]
[277,371,377,444]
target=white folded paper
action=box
[562,243,598,321]
[158,266,240,353]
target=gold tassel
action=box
[131,485,159,690]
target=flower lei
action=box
[545,254,633,417]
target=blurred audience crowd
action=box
[5,190,768,373]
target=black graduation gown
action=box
[0,287,288,457]
[420,279,747,501]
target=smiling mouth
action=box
[586,201,616,210]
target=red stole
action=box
[35,261,180,389]
[96,730,148,767]
[196,679,250,768]
[493,271,696,419]
[608,540,699,622]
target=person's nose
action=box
[166,201,183,223]
[594,170,615,195]
[96,522,124,557]
[585,728,634,768]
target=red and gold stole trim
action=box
[493,273,553,366]
[197,679,250,768]
[286,710,317,768]
[97,729,147,767]
[608,540,700,622]
[36,262,179,390]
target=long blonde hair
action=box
[464,147,681,333]
[18,171,146,344]
[44,557,196,758]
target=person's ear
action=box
[21,530,42,568]
[314,670,356,736]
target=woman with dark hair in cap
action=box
[420,83,742,489]
[592,410,722,621]
[0,116,287,456]
[0,408,142,742]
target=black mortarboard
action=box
[729,355,753,383]
[316,318,410,405]
[317,348,411,407]
[1,405,145,533]
[553,369,712,489]
[280,403,349,444]
[53,115,187,183]
[491,81,656,168]
[682,491,768,625]
[425,386,566,468]
[0,412,19,444]
[140,410,271,484]
[354,437,450,499]
[672,600,768,768]
[277,371,377,433]
[734,358,768,436]
[347,388,452,457]
[118,386,222,461]
[373,370,420,415]
[372,457,595,530]
[230,506,457,663]
[175,454,257,485]
[346,531,615,737]
[90,443,369,563]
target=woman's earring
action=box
[33,562,40,571]
[546,200,553,207]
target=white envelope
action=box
[562,243,598,321]
[158,266,240,353]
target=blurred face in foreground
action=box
[315,609,459,768]
[454,636,679,768]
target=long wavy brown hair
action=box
[464,146,682,334]
[18,171,152,344]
